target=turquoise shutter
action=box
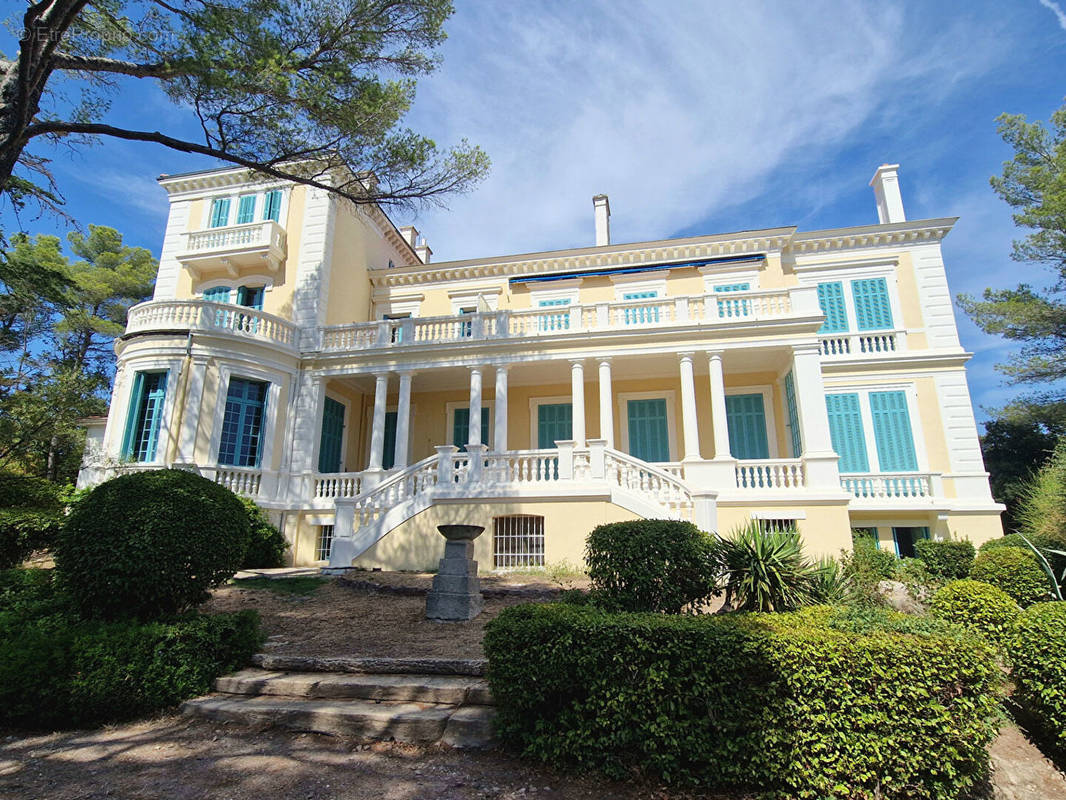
[816,282,848,332]
[537,403,573,449]
[203,286,231,304]
[783,371,802,457]
[622,291,660,325]
[209,197,231,228]
[453,408,489,449]
[123,372,167,462]
[538,298,571,331]
[120,372,147,458]
[892,526,929,558]
[852,277,893,331]
[626,398,670,462]
[317,396,345,473]
[236,286,264,309]
[382,411,398,470]
[725,394,769,459]
[715,282,751,317]
[870,390,918,471]
[236,194,256,224]
[219,379,268,466]
[263,190,282,222]
[825,393,869,472]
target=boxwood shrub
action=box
[969,548,1050,607]
[0,607,261,730]
[584,520,718,613]
[914,539,975,580]
[928,579,1020,646]
[240,497,289,569]
[55,469,251,620]
[1006,602,1066,761]
[0,472,66,568]
[485,603,1002,799]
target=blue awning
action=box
[508,254,765,285]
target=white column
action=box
[494,366,509,452]
[791,344,841,489]
[394,371,413,469]
[367,373,388,470]
[468,366,483,446]
[570,359,586,448]
[678,352,701,461]
[598,358,614,449]
[707,350,731,459]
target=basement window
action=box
[493,515,545,569]
[316,525,334,562]
[759,518,798,534]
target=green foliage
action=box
[980,417,1059,529]
[842,538,897,588]
[239,498,288,569]
[1017,438,1066,548]
[969,548,1050,607]
[957,104,1066,410]
[485,603,1002,799]
[915,539,975,579]
[584,520,718,613]
[1007,602,1066,761]
[0,471,65,509]
[55,470,251,620]
[231,576,327,595]
[713,522,814,611]
[807,556,854,605]
[929,579,1021,645]
[980,533,1038,552]
[0,606,262,730]
[0,509,63,568]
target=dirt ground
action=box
[201,571,578,660]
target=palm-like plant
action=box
[714,522,816,612]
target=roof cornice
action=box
[786,218,958,255]
[370,227,798,288]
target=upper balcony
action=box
[317,286,826,352]
[125,299,298,351]
[177,221,287,277]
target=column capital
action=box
[569,358,586,368]
[596,357,612,368]
[791,342,823,358]
[678,351,696,363]
[397,369,416,379]
[469,364,484,375]
[371,370,390,380]
[706,349,724,361]
[494,363,511,374]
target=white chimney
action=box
[415,238,432,264]
[399,225,419,249]
[869,164,906,224]
[593,194,611,246]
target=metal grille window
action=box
[493,515,545,569]
[316,525,334,562]
[759,518,798,534]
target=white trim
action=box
[448,286,501,313]
[529,286,579,306]
[610,275,666,297]
[751,510,807,520]
[112,356,184,463]
[528,395,573,449]
[209,363,286,469]
[723,384,779,459]
[795,262,903,335]
[616,390,679,462]
[197,274,276,293]
[700,268,761,293]
[444,400,494,448]
[377,297,422,319]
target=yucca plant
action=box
[808,556,855,605]
[714,522,815,612]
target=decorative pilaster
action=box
[469,367,483,446]
[494,366,509,453]
[678,352,701,461]
[570,360,586,449]
[791,344,841,489]
[707,350,731,459]
[394,371,413,469]
[597,359,614,448]
[367,373,389,470]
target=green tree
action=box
[1,1,489,219]
[981,416,1061,529]
[959,103,1066,419]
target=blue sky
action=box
[3,0,1066,424]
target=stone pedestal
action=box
[425,525,484,621]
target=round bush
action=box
[585,519,718,613]
[55,470,251,620]
[928,579,1020,645]
[1007,602,1066,759]
[914,539,975,580]
[969,548,1049,607]
[979,533,1034,553]
[239,498,288,569]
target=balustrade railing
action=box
[125,300,298,348]
[313,473,363,499]
[214,467,262,497]
[184,221,285,254]
[735,459,806,490]
[603,450,693,520]
[820,331,903,358]
[841,472,936,500]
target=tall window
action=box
[219,378,268,467]
[621,291,659,325]
[122,371,168,462]
[263,189,283,222]
[825,390,919,474]
[815,278,894,332]
[725,393,769,459]
[453,407,489,450]
[783,371,802,458]
[825,393,870,473]
[714,282,751,317]
[208,197,231,228]
[235,194,257,224]
[318,396,345,473]
[538,298,571,331]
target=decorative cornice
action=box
[786,218,958,255]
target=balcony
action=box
[820,330,905,359]
[841,472,943,507]
[178,221,287,276]
[318,286,820,352]
[125,299,298,350]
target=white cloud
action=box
[1039,0,1066,31]
[401,1,1010,261]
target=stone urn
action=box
[425,524,485,621]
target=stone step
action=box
[215,668,493,705]
[251,653,488,677]
[181,695,496,748]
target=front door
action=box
[317,396,345,473]
[627,398,670,462]
[725,393,769,459]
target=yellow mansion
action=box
[78,163,1004,569]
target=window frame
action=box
[616,390,679,463]
[209,363,287,470]
[492,515,546,569]
[821,382,928,474]
[722,384,779,459]
[795,262,905,337]
[108,358,182,462]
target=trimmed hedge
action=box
[915,539,975,580]
[0,472,66,569]
[55,470,251,620]
[928,579,1020,645]
[584,520,718,613]
[0,606,261,729]
[0,472,65,510]
[485,603,1002,799]
[1007,602,1066,760]
[969,548,1049,607]
[240,498,289,569]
